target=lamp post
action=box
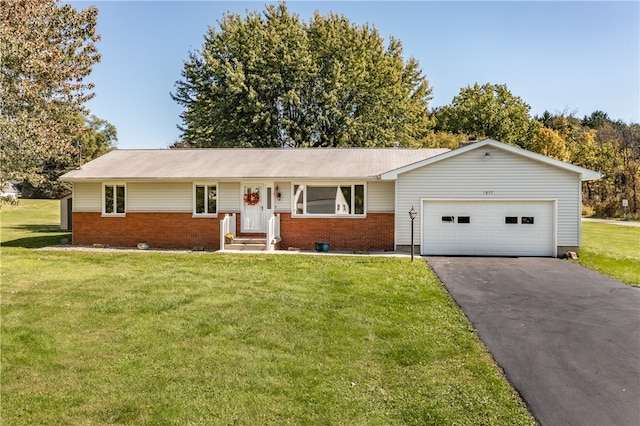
[408,206,417,262]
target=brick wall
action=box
[72,212,221,250]
[279,213,395,251]
[72,211,395,252]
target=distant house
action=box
[0,181,20,199]
[60,139,600,256]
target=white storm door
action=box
[242,184,265,233]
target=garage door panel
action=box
[422,200,555,257]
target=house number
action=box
[483,190,494,195]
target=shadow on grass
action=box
[7,224,62,233]
[2,225,71,249]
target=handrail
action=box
[220,214,231,251]
[267,213,280,252]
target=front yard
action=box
[1,200,535,425]
[577,221,640,286]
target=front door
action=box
[242,184,265,233]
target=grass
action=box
[1,200,536,425]
[577,222,640,286]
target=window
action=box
[505,216,518,224]
[442,216,454,223]
[194,184,217,215]
[521,216,534,224]
[293,184,365,216]
[457,216,470,224]
[103,184,125,215]
[266,187,272,210]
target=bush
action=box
[593,200,620,218]
[0,195,20,206]
[581,204,595,217]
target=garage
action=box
[421,200,556,257]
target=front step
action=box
[225,237,267,251]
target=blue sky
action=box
[68,1,640,150]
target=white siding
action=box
[367,181,394,212]
[73,182,101,211]
[274,181,291,212]
[219,182,240,211]
[395,147,581,247]
[127,182,191,212]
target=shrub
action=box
[0,195,20,207]
[581,204,595,217]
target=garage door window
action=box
[457,216,470,224]
[505,216,518,224]
[522,216,535,224]
[442,216,454,223]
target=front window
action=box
[194,184,217,215]
[103,183,126,215]
[293,184,365,216]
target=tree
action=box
[531,127,569,161]
[582,110,612,129]
[79,115,118,162]
[172,2,433,148]
[0,0,101,186]
[435,83,536,149]
[417,131,470,150]
[25,114,117,198]
[538,111,639,216]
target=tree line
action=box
[2,1,637,217]
[173,3,638,216]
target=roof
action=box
[379,139,602,181]
[0,182,19,195]
[60,148,450,181]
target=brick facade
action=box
[278,213,395,252]
[72,212,221,250]
[72,211,395,252]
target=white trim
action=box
[577,175,583,247]
[192,182,218,217]
[101,182,127,217]
[380,139,602,181]
[393,179,400,250]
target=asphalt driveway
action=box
[426,256,640,426]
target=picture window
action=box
[293,184,365,216]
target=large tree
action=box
[0,0,101,186]
[435,83,537,149]
[172,3,433,148]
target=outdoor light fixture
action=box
[484,152,491,158]
[409,206,417,262]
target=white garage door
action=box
[422,200,555,256]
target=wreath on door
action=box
[244,192,260,205]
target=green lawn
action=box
[1,200,535,425]
[577,222,640,286]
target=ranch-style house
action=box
[60,139,601,256]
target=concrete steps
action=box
[225,237,267,251]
